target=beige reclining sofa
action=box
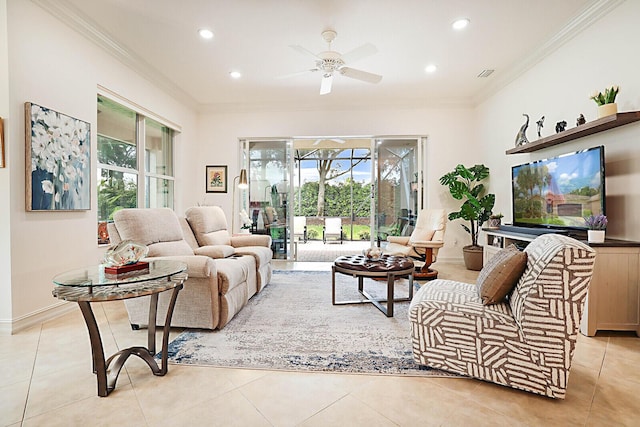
[108,207,273,330]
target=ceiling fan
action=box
[286,30,382,95]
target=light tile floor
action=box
[1,261,639,426]
[295,240,371,262]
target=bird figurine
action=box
[515,114,530,146]
[576,114,586,126]
[536,116,545,138]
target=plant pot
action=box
[597,103,617,118]
[587,230,605,243]
[487,218,501,229]
[462,245,484,271]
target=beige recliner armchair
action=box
[185,206,273,291]
[385,208,446,279]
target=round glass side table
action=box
[52,260,188,397]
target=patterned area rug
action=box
[165,270,457,377]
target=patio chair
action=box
[323,217,343,244]
[293,216,307,243]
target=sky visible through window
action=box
[296,159,371,185]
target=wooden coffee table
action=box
[331,254,414,317]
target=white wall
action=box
[194,106,479,260]
[0,0,12,321]
[2,1,197,329]
[476,0,639,241]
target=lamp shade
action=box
[238,169,248,189]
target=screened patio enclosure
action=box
[239,137,426,260]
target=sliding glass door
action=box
[244,139,293,259]
[373,137,425,245]
[241,136,426,259]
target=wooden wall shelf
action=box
[506,111,640,155]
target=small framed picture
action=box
[206,165,228,193]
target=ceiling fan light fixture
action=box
[425,64,437,73]
[198,28,214,40]
[287,29,382,95]
[452,18,470,30]
[321,29,338,44]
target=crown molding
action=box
[472,0,625,106]
[31,0,199,110]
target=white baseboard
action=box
[0,301,76,335]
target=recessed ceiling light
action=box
[229,71,242,79]
[425,64,437,73]
[198,28,214,40]
[452,18,470,30]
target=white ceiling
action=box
[38,0,617,112]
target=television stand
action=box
[482,228,640,337]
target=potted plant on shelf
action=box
[584,214,607,243]
[487,213,503,229]
[590,85,619,118]
[440,164,495,270]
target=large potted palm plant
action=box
[439,164,495,270]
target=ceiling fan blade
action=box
[289,45,320,59]
[341,43,378,64]
[276,68,319,79]
[340,67,382,84]
[320,74,333,95]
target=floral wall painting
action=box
[206,165,227,193]
[25,102,91,211]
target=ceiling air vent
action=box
[477,69,495,78]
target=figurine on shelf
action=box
[515,113,530,147]
[555,120,567,133]
[576,114,586,126]
[536,115,545,138]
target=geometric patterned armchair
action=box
[409,234,596,399]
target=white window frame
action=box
[97,90,177,243]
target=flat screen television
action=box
[511,146,605,232]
